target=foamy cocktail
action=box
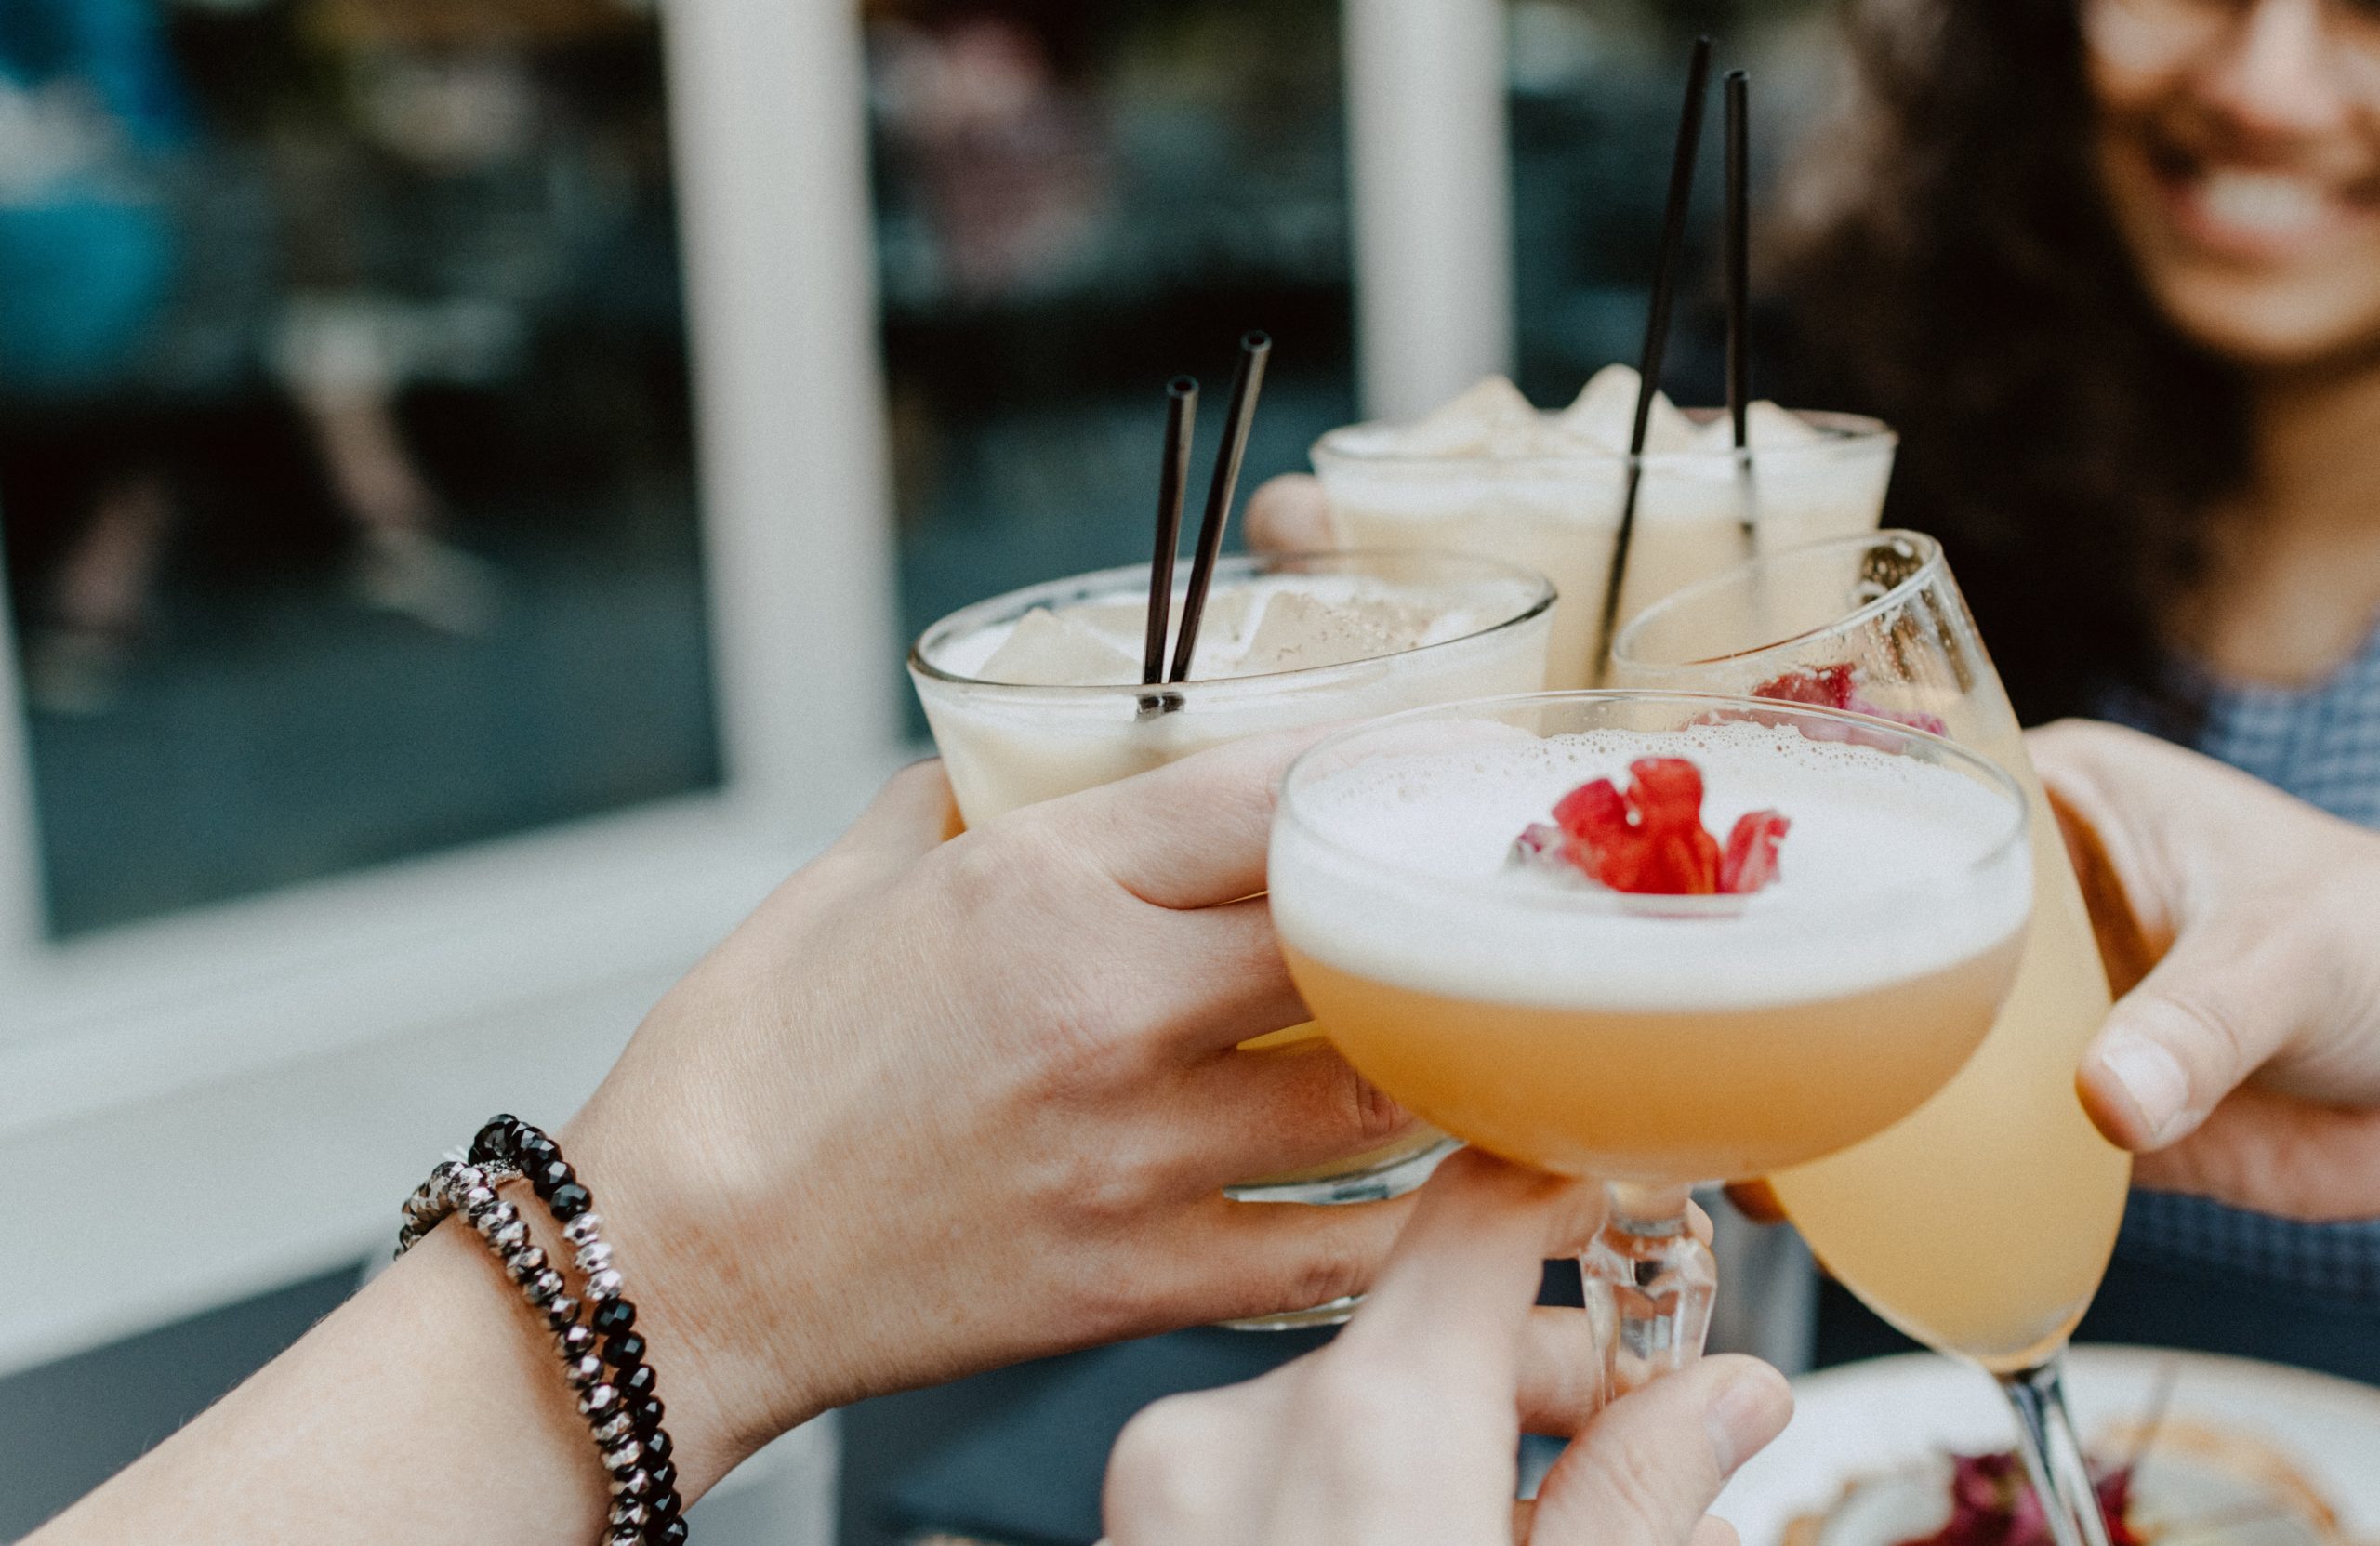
[1269,692,2030,1388]
[909,549,1555,1241]
[1310,368,1897,690]
[911,550,1554,826]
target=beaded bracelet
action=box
[398,1115,685,1546]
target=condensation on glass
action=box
[862,0,1359,728]
[0,0,718,935]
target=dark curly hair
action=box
[1774,0,2252,724]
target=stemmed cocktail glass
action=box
[1609,531,2133,1546]
[1269,689,2034,1394]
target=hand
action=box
[1104,1150,1792,1546]
[564,733,1421,1491]
[1244,471,1342,552]
[2030,719,2380,1221]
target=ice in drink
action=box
[911,551,1554,826]
[1310,368,1896,690]
[1271,716,2031,1183]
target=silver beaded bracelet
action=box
[398,1116,685,1546]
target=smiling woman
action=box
[2084,0,2380,367]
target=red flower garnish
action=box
[1517,757,1789,896]
[1896,1452,2142,1546]
[1720,810,1790,894]
[1752,663,1950,739]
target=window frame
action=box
[0,0,1514,1379]
[0,0,903,1377]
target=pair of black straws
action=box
[1141,331,1272,701]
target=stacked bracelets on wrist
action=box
[397,1115,686,1546]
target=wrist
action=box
[559,1100,846,1481]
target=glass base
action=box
[1217,1136,1458,1330]
[1223,1132,1458,1205]
[1216,1295,1366,1332]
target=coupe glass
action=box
[1611,531,2133,1546]
[1269,689,2032,1394]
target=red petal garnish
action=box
[1752,664,1950,742]
[1719,811,1790,893]
[1751,662,1858,711]
[1521,757,1785,896]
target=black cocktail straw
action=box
[1593,36,1713,680]
[1168,331,1272,684]
[1144,376,1198,686]
[1725,68,1757,542]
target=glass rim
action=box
[907,548,1558,694]
[1276,687,2029,918]
[1608,529,1950,676]
[1308,408,1897,473]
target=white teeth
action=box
[2198,169,2332,236]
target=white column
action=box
[1343,0,1516,421]
[664,0,905,826]
[0,560,47,975]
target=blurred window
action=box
[0,0,717,936]
[1506,0,1844,405]
[863,0,1357,720]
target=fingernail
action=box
[2096,1031,2190,1145]
[1705,1365,1792,1474]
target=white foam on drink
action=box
[1271,719,2030,1011]
[934,571,1539,687]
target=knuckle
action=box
[2143,979,2255,1092]
[1280,1232,1370,1315]
[936,821,1039,916]
[1341,1062,1409,1147]
[1594,1428,1703,1535]
[1109,1396,1226,1525]
[1302,1358,1426,1437]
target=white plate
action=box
[1714,1347,2380,1546]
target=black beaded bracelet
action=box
[398,1115,685,1546]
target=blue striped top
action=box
[2100,620,2380,1302]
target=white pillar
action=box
[1343,0,1516,421]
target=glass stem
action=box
[1999,1354,2112,1546]
[1580,1182,1714,1400]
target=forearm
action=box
[31,1224,611,1545]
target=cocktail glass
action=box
[910,548,1554,1326]
[1311,408,1896,690]
[1269,689,2033,1394]
[1610,530,2133,1546]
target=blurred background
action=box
[0,0,1846,1539]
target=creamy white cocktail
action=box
[911,550,1555,826]
[1310,367,1897,690]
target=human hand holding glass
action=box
[1103,1149,1794,1546]
[2031,717,2380,1219]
